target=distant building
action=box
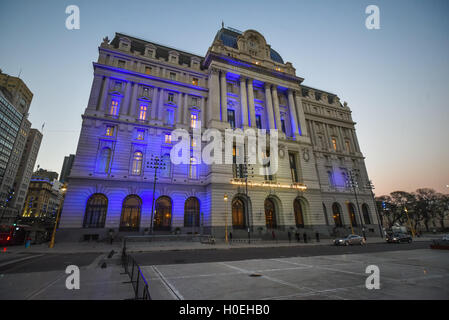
[0,70,38,223]
[11,128,43,214]
[22,178,62,219]
[59,154,75,183]
[32,169,58,182]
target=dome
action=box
[215,28,284,64]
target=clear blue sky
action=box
[1,0,448,196]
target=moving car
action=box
[333,234,365,246]
[386,233,412,243]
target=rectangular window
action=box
[289,152,298,182]
[345,140,351,152]
[164,133,171,144]
[145,66,151,75]
[191,113,198,128]
[105,126,114,136]
[191,97,198,106]
[189,157,197,179]
[114,81,122,91]
[118,60,125,68]
[166,109,174,125]
[169,72,176,80]
[143,87,150,96]
[255,114,262,129]
[110,100,119,115]
[227,109,235,128]
[327,171,334,186]
[136,130,145,140]
[332,138,337,151]
[168,93,174,103]
[192,78,199,86]
[139,104,147,120]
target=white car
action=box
[442,234,449,241]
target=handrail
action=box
[122,248,151,300]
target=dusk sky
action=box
[0,0,448,196]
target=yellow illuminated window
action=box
[165,133,171,144]
[332,138,337,151]
[192,78,199,86]
[145,67,151,75]
[139,104,147,120]
[136,130,144,140]
[345,140,351,152]
[190,113,198,128]
[106,126,114,136]
[110,100,119,115]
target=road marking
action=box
[151,265,184,300]
[26,272,66,300]
[0,254,44,268]
[86,253,107,270]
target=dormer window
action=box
[145,66,151,75]
[118,60,126,68]
[119,37,131,51]
[169,72,176,80]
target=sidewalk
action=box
[2,235,435,255]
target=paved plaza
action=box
[139,248,449,300]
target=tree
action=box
[414,188,438,232]
[435,193,449,230]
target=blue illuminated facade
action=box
[57,28,380,241]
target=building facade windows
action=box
[227,109,235,128]
[332,203,343,227]
[232,197,245,229]
[293,198,304,228]
[168,93,174,103]
[189,157,198,179]
[83,194,107,228]
[192,78,199,86]
[119,195,142,231]
[145,66,151,75]
[99,148,112,173]
[348,203,358,227]
[264,198,277,229]
[332,138,338,151]
[131,151,143,175]
[109,99,119,116]
[289,152,298,183]
[362,203,371,224]
[190,113,198,128]
[136,129,145,140]
[139,104,147,120]
[105,126,114,136]
[184,197,200,227]
[255,114,262,129]
[166,109,174,125]
[164,133,171,144]
[154,196,172,231]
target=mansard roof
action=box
[110,33,206,69]
[214,27,284,64]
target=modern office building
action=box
[59,154,75,183]
[58,27,380,241]
[0,71,40,223]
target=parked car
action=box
[386,233,412,243]
[333,234,365,246]
[441,234,449,241]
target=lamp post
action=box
[404,207,415,237]
[148,155,166,235]
[49,185,67,248]
[366,180,384,238]
[346,170,365,240]
[240,156,254,244]
[224,193,228,244]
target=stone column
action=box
[220,70,227,123]
[294,91,308,136]
[121,81,131,116]
[247,79,256,128]
[264,83,275,130]
[271,86,282,132]
[176,93,183,125]
[157,88,165,121]
[287,89,300,137]
[239,76,248,128]
[200,97,205,129]
[183,93,189,126]
[87,74,103,110]
[207,68,220,126]
[97,76,110,111]
[128,82,138,117]
[351,129,361,152]
[150,88,158,120]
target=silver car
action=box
[334,234,365,246]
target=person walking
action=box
[295,230,300,242]
[109,229,114,245]
[288,231,292,243]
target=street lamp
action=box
[148,155,166,235]
[238,155,254,244]
[49,185,68,248]
[345,170,365,239]
[224,193,228,244]
[404,207,415,237]
[366,180,384,238]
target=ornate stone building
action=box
[58,27,380,241]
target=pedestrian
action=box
[109,229,114,245]
[272,230,276,242]
[229,231,233,242]
[295,231,300,242]
[288,231,292,243]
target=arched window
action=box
[83,194,107,228]
[132,151,143,175]
[362,204,371,224]
[264,198,277,229]
[293,198,304,228]
[154,196,172,231]
[232,197,245,229]
[120,195,142,231]
[332,202,343,227]
[323,203,329,225]
[184,197,200,227]
[99,148,112,173]
[348,203,358,227]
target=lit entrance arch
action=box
[119,195,142,231]
[347,202,358,227]
[154,196,172,231]
[293,197,308,228]
[232,197,245,229]
[332,202,343,227]
[264,197,278,229]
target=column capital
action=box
[209,67,220,76]
[239,75,247,83]
[264,82,272,90]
